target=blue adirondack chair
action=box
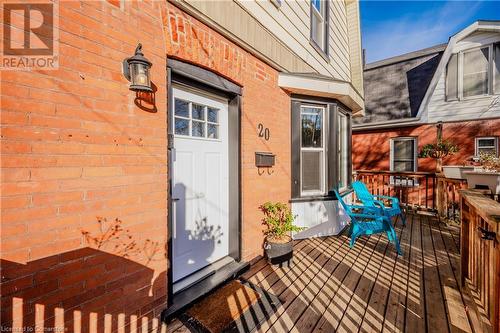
[352,181,406,226]
[334,190,402,255]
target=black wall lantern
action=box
[123,43,152,92]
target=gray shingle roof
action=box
[354,44,445,125]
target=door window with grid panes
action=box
[174,98,220,139]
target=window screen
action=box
[391,138,416,172]
[446,53,458,101]
[300,106,324,194]
[463,47,489,98]
[302,151,323,192]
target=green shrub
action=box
[259,202,304,242]
[419,140,459,158]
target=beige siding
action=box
[174,0,362,85]
[236,0,352,81]
[175,0,314,73]
[427,31,500,123]
[171,0,364,109]
[345,0,363,94]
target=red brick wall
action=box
[1,1,292,332]
[353,118,500,172]
[165,4,291,261]
[1,1,168,332]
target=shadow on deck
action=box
[169,214,474,333]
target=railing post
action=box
[436,173,445,220]
[459,189,500,333]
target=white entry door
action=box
[171,86,229,283]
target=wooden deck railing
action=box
[436,176,468,221]
[354,170,438,212]
[460,189,500,333]
[353,170,500,222]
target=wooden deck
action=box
[169,214,476,333]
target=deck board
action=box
[358,218,402,333]
[422,215,450,333]
[382,218,411,332]
[404,214,426,333]
[168,214,473,333]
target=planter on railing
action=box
[460,189,500,333]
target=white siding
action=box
[291,200,350,239]
[427,31,500,123]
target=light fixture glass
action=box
[123,43,152,92]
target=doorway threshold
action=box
[162,259,249,321]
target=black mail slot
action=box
[255,152,275,167]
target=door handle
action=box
[172,198,180,202]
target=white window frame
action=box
[337,111,349,192]
[462,46,490,99]
[173,97,221,141]
[390,137,418,186]
[494,43,500,94]
[310,0,328,55]
[446,43,500,101]
[300,105,326,196]
[475,136,499,157]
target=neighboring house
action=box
[0,0,363,331]
[353,20,500,173]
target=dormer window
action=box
[446,43,500,100]
[463,47,489,98]
[495,43,500,94]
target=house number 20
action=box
[257,123,270,141]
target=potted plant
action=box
[463,153,500,194]
[419,140,460,172]
[259,202,304,266]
